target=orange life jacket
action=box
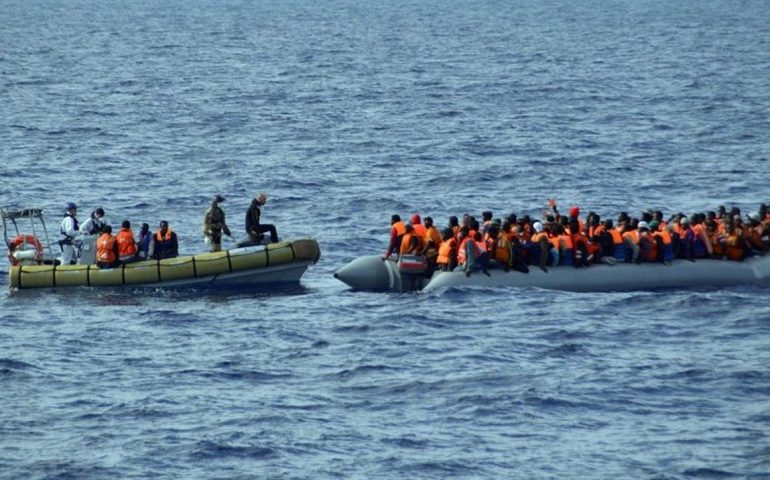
[623,230,640,245]
[609,229,623,245]
[155,228,174,242]
[653,228,672,245]
[116,228,137,257]
[400,233,424,255]
[437,238,457,265]
[391,221,406,237]
[457,237,470,265]
[494,235,512,264]
[725,234,745,261]
[425,226,442,249]
[559,234,573,252]
[413,223,427,238]
[96,233,117,264]
[710,231,727,256]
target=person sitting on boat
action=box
[634,221,658,264]
[462,231,490,277]
[152,220,178,260]
[137,223,151,260]
[79,207,108,236]
[650,220,674,265]
[115,220,139,264]
[436,228,457,272]
[384,214,406,259]
[245,193,279,246]
[422,216,442,267]
[527,221,551,272]
[676,217,696,261]
[724,221,749,261]
[480,211,493,236]
[746,213,768,255]
[203,194,232,252]
[399,223,424,257]
[96,225,119,269]
[58,202,80,265]
[410,214,427,238]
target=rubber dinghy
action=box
[334,255,770,293]
[9,239,320,290]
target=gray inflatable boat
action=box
[334,255,770,293]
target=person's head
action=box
[459,226,469,238]
[391,214,401,225]
[718,205,727,216]
[748,213,761,226]
[680,217,690,227]
[603,219,614,229]
[102,225,112,234]
[641,211,653,223]
[533,221,544,234]
[257,193,267,205]
[65,202,77,214]
[482,211,493,222]
[159,220,169,232]
[94,208,105,218]
[507,213,517,225]
[568,206,579,218]
[424,216,434,229]
[212,194,225,204]
[654,210,663,222]
[410,214,422,225]
[638,221,650,233]
[470,218,480,232]
[648,220,659,232]
[448,216,459,228]
[141,223,150,235]
[441,228,453,240]
[122,220,130,229]
[618,212,629,224]
[487,223,499,239]
[461,214,470,227]
[473,231,482,241]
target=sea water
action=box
[2,0,770,478]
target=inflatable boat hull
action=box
[9,239,320,290]
[334,255,770,293]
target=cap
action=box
[213,194,225,203]
[638,221,650,230]
[569,206,580,217]
[65,202,77,210]
[649,220,660,230]
[410,214,421,224]
[680,217,690,225]
[533,222,544,233]
[749,213,761,222]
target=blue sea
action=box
[2,0,770,478]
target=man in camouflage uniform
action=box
[203,194,232,252]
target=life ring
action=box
[8,234,43,266]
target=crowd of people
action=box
[56,193,278,268]
[384,201,770,277]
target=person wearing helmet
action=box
[245,193,279,245]
[203,194,232,252]
[58,202,80,265]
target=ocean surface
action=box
[2,0,770,478]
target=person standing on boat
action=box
[152,220,178,260]
[203,194,232,252]
[246,193,278,244]
[79,207,108,236]
[58,202,80,265]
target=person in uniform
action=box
[203,194,232,252]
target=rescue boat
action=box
[3,206,320,291]
[8,239,320,290]
[334,255,770,293]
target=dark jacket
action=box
[245,199,262,234]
